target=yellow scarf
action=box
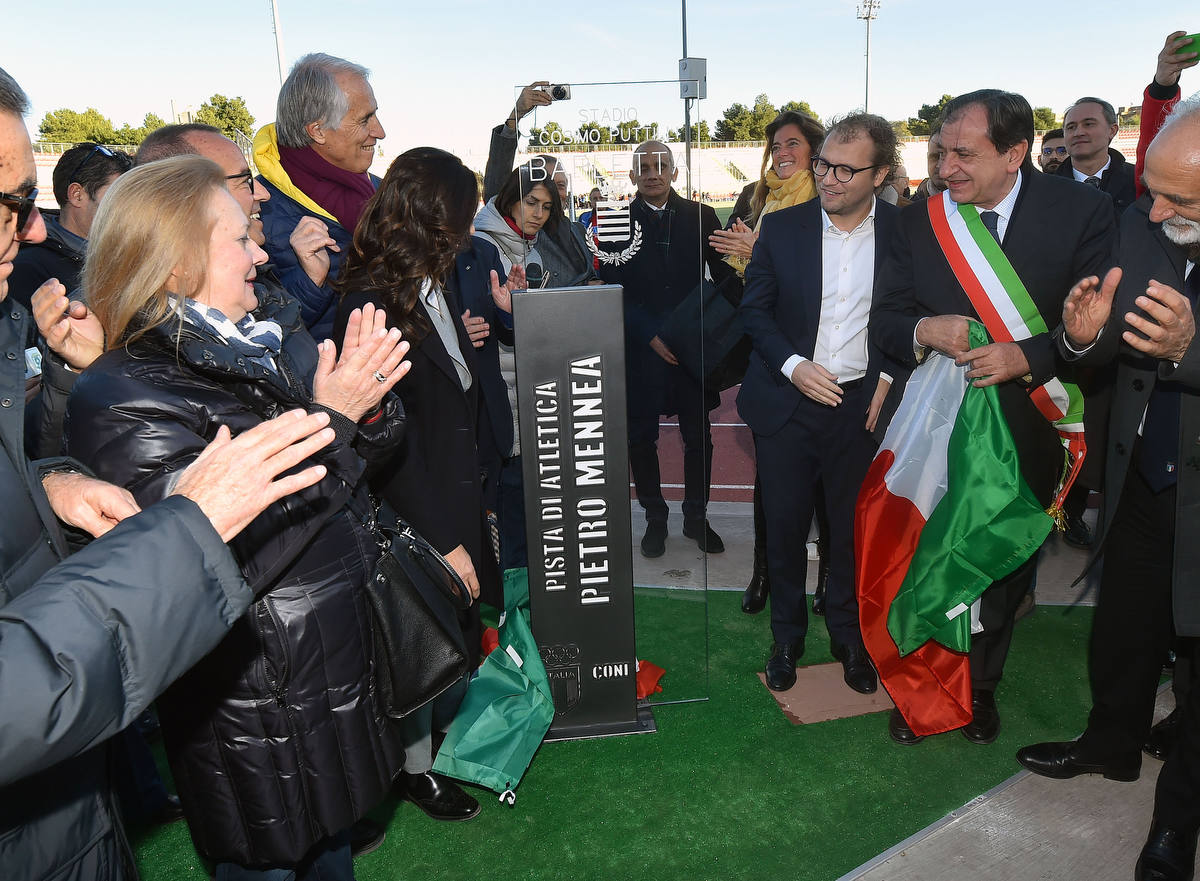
[724,168,818,277]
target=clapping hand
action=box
[708,218,758,259]
[172,410,335,542]
[490,263,526,314]
[1123,279,1196,363]
[1063,267,1121,348]
[313,304,411,421]
[32,279,104,370]
[289,217,340,288]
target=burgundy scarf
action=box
[278,145,376,232]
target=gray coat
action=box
[1057,194,1200,634]
[0,302,254,881]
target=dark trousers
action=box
[627,360,712,524]
[1156,636,1200,832]
[969,552,1040,691]
[1079,467,1177,757]
[754,383,875,648]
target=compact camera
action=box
[538,84,572,101]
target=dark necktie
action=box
[980,210,1001,245]
[1084,176,1101,188]
[1138,266,1200,492]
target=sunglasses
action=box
[0,188,38,234]
[66,144,117,184]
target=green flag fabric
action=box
[886,321,1054,655]
[432,568,554,800]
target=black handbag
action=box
[366,516,472,719]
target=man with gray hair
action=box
[1018,95,1200,881]
[1056,96,1137,216]
[254,52,385,339]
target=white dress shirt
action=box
[1072,156,1111,184]
[782,198,879,384]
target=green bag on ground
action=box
[432,568,553,801]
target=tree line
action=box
[36,95,255,145]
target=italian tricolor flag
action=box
[855,321,1053,736]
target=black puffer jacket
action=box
[65,287,406,866]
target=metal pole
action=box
[270,0,286,85]
[682,0,692,199]
[857,1,879,113]
[864,14,871,112]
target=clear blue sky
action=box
[4,0,1192,168]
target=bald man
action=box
[596,141,733,557]
[1018,95,1200,881]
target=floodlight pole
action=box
[682,0,692,198]
[857,1,880,113]
[270,0,286,85]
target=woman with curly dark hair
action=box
[334,146,522,824]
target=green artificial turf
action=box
[133,595,1094,881]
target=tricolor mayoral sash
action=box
[927,190,1086,520]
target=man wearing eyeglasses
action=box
[9,143,131,317]
[871,89,1116,746]
[738,114,904,695]
[1037,128,1067,174]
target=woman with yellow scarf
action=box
[708,111,828,619]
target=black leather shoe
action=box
[765,641,802,691]
[147,793,185,825]
[1145,709,1182,762]
[831,642,877,694]
[349,817,386,857]
[683,519,725,553]
[1136,820,1199,881]
[742,554,768,614]
[1015,740,1141,781]
[640,521,667,558]
[888,708,924,745]
[961,690,1000,744]
[1062,514,1093,549]
[400,771,480,821]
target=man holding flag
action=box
[867,89,1115,745]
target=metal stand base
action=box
[543,702,657,743]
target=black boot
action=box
[743,479,769,613]
[812,536,829,616]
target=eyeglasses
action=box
[0,188,39,234]
[225,168,255,191]
[811,157,885,183]
[1041,145,1068,156]
[66,144,117,185]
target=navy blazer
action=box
[454,236,512,457]
[737,198,901,438]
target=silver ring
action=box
[373,370,387,383]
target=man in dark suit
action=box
[597,140,732,557]
[738,114,901,694]
[1018,97,1200,881]
[1056,96,1137,217]
[872,89,1115,745]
